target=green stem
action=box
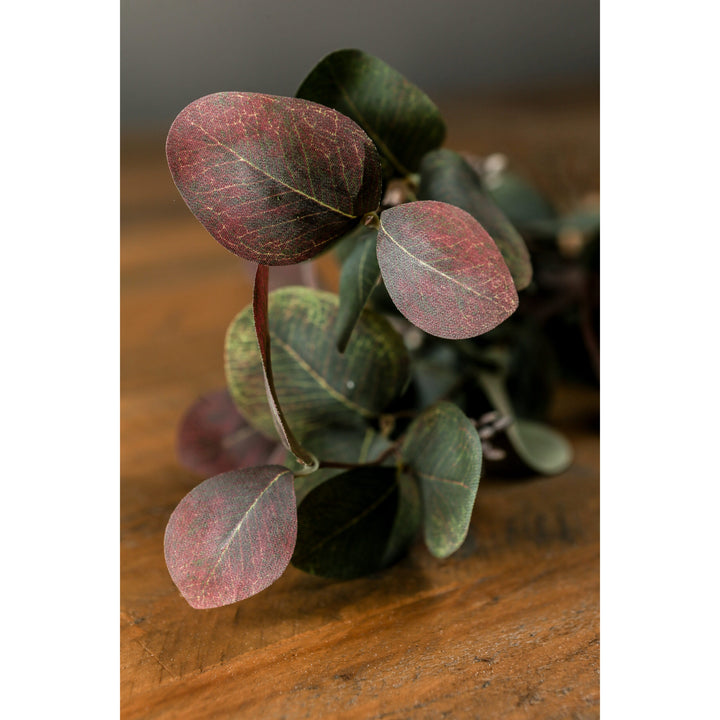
[315,440,400,472]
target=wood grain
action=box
[121,86,599,719]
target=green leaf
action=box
[286,425,393,504]
[225,287,410,440]
[411,343,464,409]
[509,419,574,475]
[335,226,381,352]
[484,169,556,230]
[475,317,557,420]
[418,149,533,290]
[528,207,601,241]
[401,402,482,558]
[382,473,422,567]
[253,265,315,467]
[331,221,373,266]
[297,49,446,177]
[292,467,420,578]
[166,92,382,264]
[164,465,296,609]
[476,360,572,475]
[377,201,518,339]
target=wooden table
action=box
[121,86,599,719]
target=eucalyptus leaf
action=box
[225,287,410,440]
[166,92,382,264]
[382,473,422,567]
[477,362,572,475]
[286,425,393,504]
[292,467,420,578]
[164,465,296,609]
[508,419,574,475]
[401,402,483,558]
[418,149,532,290]
[332,221,375,266]
[503,320,557,420]
[335,227,381,352]
[484,169,556,230]
[411,343,464,409]
[297,49,446,177]
[176,389,278,476]
[528,207,601,242]
[377,201,518,339]
[475,317,557,420]
[561,207,601,238]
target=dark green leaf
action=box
[297,49,446,177]
[382,473,422,567]
[401,402,483,558]
[335,227,381,352]
[484,169,556,230]
[226,287,410,440]
[475,317,557,420]
[377,201,518,339]
[411,343,464,409]
[477,362,572,475]
[331,221,372,266]
[286,425,393,504]
[418,149,532,290]
[164,465,296,608]
[166,92,382,264]
[292,467,420,578]
[528,207,601,242]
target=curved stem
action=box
[315,440,400,472]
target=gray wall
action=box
[121,0,599,129]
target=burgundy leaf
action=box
[418,149,533,290]
[377,201,519,339]
[176,389,278,476]
[253,265,316,468]
[164,465,297,609]
[166,92,382,265]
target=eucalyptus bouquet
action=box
[163,49,580,610]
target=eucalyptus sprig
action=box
[164,49,576,610]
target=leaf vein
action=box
[190,121,357,219]
[382,226,500,301]
[270,334,375,419]
[201,469,287,597]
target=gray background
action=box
[121,0,599,130]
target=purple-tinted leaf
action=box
[176,389,278,476]
[253,265,316,468]
[377,201,519,339]
[418,149,533,290]
[164,465,296,609]
[166,92,382,265]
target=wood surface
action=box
[121,86,599,719]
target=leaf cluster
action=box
[164,49,582,610]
